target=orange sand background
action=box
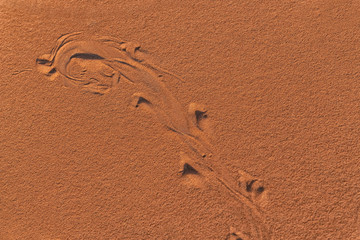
[1,1,360,239]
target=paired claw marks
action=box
[237,170,268,208]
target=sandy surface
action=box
[1,1,360,239]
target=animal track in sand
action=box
[237,170,268,208]
[36,32,272,240]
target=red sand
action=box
[1,1,360,239]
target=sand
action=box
[1,1,360,239]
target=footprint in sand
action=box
[237,170,268,208]
[225,226,252,240]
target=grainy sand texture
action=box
[1,1,360,239]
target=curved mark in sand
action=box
[36,32,272,240]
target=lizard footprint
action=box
[237,170,268,208]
